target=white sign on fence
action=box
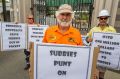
[1,22,26,51]
[34,44,93,79]
[28,25,48,43]
[92,32,120,70]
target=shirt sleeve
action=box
[87,29,93,38]
[109,26,117,33]
[78,32,83,46]
[42,29,48,43]
[111,28,116,33]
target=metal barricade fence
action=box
[32,0,94,34]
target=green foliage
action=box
[80,12,89,20]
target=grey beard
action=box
[57,19,72,27]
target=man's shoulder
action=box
[107,26,116,32]
[91,26,98,29]
[88,26,97,31]
[108,26,115,29]
[70,26,80,33]
[46,25,58,31]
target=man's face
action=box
[98,16,108,26]
[27,16,34,24]
[57,12,72,27]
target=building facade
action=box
[10,0,32,22]
[91,0,119,26]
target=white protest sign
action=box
[1,22,26,51]
[82,35,87,41]
[34,44,93,79]
[28,25,48,43]
[82,35,90,46]
[92,32,120,70]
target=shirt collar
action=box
[54,25,74,34]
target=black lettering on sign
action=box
[5,29,22,32]
[102,35,113,39]
[31,36,41,38]
[8,37,20,40]
[38,36,43,38]
[95,40,102,43]
[102,41,119,46]
[54,60,72,67]
[36,39,39,42]
[101,56,106,59]
[16,41,20,43]
[33,32,43,34]
[99,45,114,50]
[32,28,43,30]
[10,33,19,36]
[98,60,111,65]
[6,24,21,28]
[9,45,20,48]
[57,70,67,76]
[100,51,111,55]
[9,41,16,44]
[50,50,77,57]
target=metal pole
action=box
[2,0,7,21]
[31,0,34,15]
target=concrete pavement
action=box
[0,50,29,79]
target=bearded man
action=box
[42,4,83,46]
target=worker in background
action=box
[86,9,116,79]
[86,9,116,42]
[24,14,34,70]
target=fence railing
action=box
[33,0,94,34]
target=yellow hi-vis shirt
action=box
[87,26,116,38]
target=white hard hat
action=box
[97,9,110,18]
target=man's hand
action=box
[93,73,98,79]
[86,37,93,42]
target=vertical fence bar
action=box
[33,0,94,33]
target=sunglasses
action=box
[60,13,71,16]
[28,18,34,19]
[99,17,108,20]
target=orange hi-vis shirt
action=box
[42,25,83,45]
